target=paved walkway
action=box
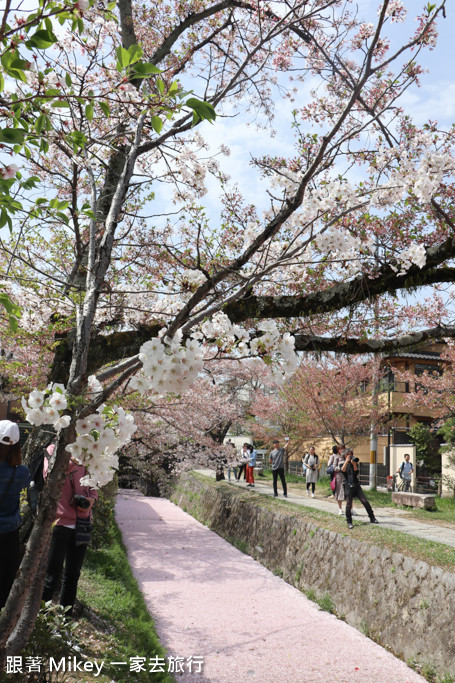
[197,470,455,548]
[116,491,425,683]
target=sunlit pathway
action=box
[116,490,425,683]
[197,469,455,548]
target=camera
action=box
[352,457,360,463]
[73,494,90,509]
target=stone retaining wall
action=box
[171,472,455,677]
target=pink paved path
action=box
[116,491,425,683]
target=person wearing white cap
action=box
[0,420,30,609]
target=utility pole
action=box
[369,357,379,490]
[369,238,380,491]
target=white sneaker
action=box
[338,509,343,515]
[311,493,315,498]
[307,490,310,496]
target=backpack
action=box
[27,448,47,514]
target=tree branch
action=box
[222,240,455,322]
[294,326,455,355]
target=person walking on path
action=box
[246,444,256,487]
[303,446,319,497]
[42,448,98,616]
[397,453,414,492]
[341,449,378,529]
[0,420,30,609]
[237,444,249,481]
[269,438,288,497]
[332,448,346,515]
[327,446,338,479]
[225,439,238,481]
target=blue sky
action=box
[177,2,454,220]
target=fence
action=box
[282,461,430,492]
[358,463,388,488]
[288,461,328,478]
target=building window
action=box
[414,363,441,377]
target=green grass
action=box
[76,521,173,683]
[191,472,455,571]
[403,496,455,525]
[264,468,455,521]
[259,469,305,484]
[1,520,171,683]
[317,592,335,614]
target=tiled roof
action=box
[385,352,442,361]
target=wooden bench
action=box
[391,491,435,509]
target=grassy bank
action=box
[76,521,171,682]
[1,519,171,683]
[196,473,455,571]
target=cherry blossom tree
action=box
[250,356,383,454]
[395,342,455,422]
[121,358,266,491]
[0,0,452,656]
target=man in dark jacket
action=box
[341,450,378,529]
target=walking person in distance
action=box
[303,446,319,498]
[269,437,289,498]
[246,443,256,487]
[397,453,413,492]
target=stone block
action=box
[392,491,435,509]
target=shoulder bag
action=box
[69,471,92,547]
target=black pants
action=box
[237,464,246,480]
[42,525,88,615]
[0,528,20,609]
[345,485,375,524]
[272,468,287,496]
[306,481,315,493]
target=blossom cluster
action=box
[21,384,71,430]
[129,313,298,400]
[196,312,298,381]
[394,243,427,274]
[314,228,363,255]
[130,333,205,395]
[379,1,407,23]
[371,146,453,208]
[251,320,298,383]
[180,268,207,291]
[22,380,137,488]
[67,405,137,488]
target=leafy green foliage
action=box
[78,522,172,682]
[186,98,216,125]
[90,477,117,549]
[438,417,455,445]
[409,423,441,474]
[0,602,78,683]
[0,288,21,331]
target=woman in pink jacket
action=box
[42,446,98,616]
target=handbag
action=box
[69,471,92,547]
[330,476,336,492]
[75,516,92,547]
